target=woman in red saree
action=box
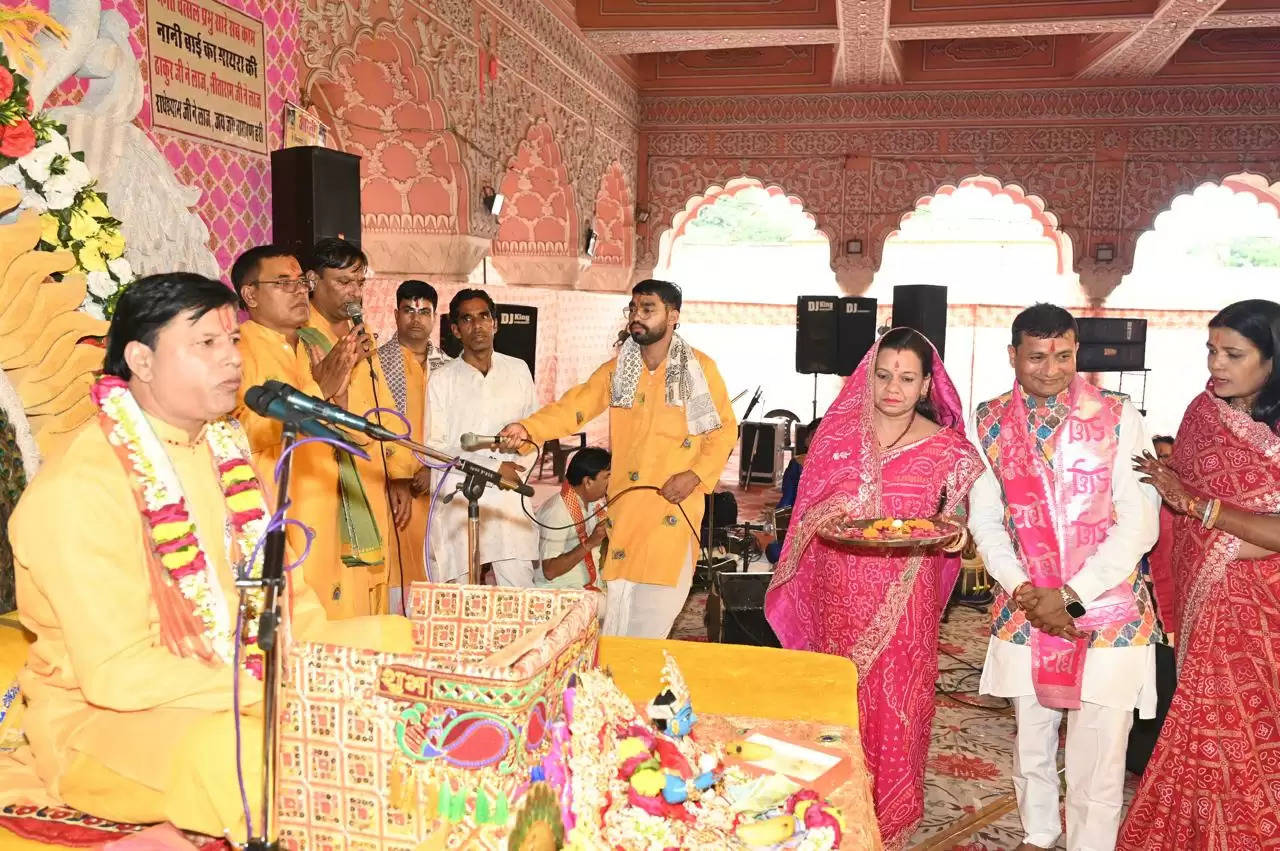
[764,327,984,850]
[1119,299,1280,850]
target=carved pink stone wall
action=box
[494,120,579,257]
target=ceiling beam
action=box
[583,28,839,55]
[887,17,1150,40]
[1199,9,1280,27]
[833,0,898,85]
[1077,0,1233,78]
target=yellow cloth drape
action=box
[520,351,737,587]
[0,411,409,838]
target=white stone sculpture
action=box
[28,0,219,280]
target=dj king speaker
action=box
[271,147,361,257]
[708,571,780,647]
[836,297,878,376]
[796,296,840,374]
[891,285,948,360]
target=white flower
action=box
[41,175,79,210]
[59,157,92,192]
[17,135,70,184]
[79,293,105,320]
[87,269,115,298]
[0,163,21,187]
[18,185,47,214]
[108,256,132,283]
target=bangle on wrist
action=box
[1204,498,1222,530]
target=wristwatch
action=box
[1061,586,1086,619]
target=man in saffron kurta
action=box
[2,274,410,839]
[500,280,736,638]
[300,239,417,615]
[375,280,444,610]
[231,245,385,619]
[969,304,1159,851]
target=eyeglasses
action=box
[249,277,311,294]
[623,304,661,320]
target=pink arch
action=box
[890,175,1072,276]
[669,179,818,242]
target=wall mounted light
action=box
[846,238,863,255]
[636,208,650,224]
[1095,242,1115,263]
[482,185,504,216]
[585,227,598,257]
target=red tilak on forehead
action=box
[215,305,237,333]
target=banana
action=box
[734,814,796,846]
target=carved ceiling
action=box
[573,0,1280,90]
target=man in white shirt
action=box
[534,447,610,612]
[968,303,1160,851]
[426,289,538,586]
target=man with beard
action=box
[232,244,386,618]
[499,279,736,637]
[427,288,538,586]
[375,280,442,609]
[297,238,416,615]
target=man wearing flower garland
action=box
[300,238,417,614]
[4,273,410,837]
[231,243,397,620]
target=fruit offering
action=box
[818,516,960,548]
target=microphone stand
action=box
[236,420,298,851]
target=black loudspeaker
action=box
[796,295,841,374]
[836,297,878,376]
[439,304,538,378]
[739,421,785,487]
[891,285,948,360]
[270,147,361,256]
[710,571,780,647]
[1077,342,1146,372]
[1077,317,1148,344]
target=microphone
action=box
[244,385,348,444]
[615,329,629,346]
[256,380,400,442]
[344,301,364,326]
[460,432,501,452]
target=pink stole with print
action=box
[998,377,1136,709]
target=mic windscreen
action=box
[343,301,364,326]
[244,385,270,415]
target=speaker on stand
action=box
[891,285,948,359]
[271,147,362,256]
[837,297,878,376]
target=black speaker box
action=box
[1077,317,1147,344]
[270,147,361,257]
[739,421,785,486]
[891,285,948,360]
[796,296,840,374]
[440,303,538,379]
[1078,342,1145,372]
[837,297,878,376]
[710,571,780,647]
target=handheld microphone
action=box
[460,432,501,452]
[615,329,629,346]
[257,380,400,442]
[244,385,348,444]
[343,301,364,326]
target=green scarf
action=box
[297,326,384,567]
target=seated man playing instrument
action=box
[0,273,410,838]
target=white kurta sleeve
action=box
[426,366,456,454]
[968,412,1030,594]
[1067,401,1161,604]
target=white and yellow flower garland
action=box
[92,375,269,678]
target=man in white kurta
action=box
[968,304,1160,851]
[427,289,538,586]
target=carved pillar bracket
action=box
[490,254,590,288]
[833,255,877,296]
[1076,258,1128,306]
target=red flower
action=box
[0,118,35,158]
[0,67,13,102]
[927,753,1002,781]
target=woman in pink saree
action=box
[765,328,984,849]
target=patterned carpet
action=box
[671,592,1140,851]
